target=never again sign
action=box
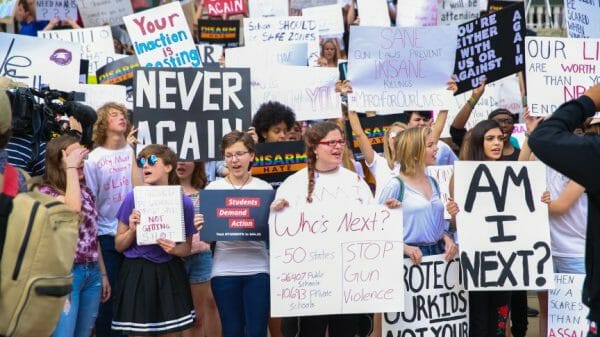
[133,67,251,160]
[454,161,553,290]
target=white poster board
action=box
[438,0,481,25]
[564,0,600,38]
[76,0,134,27]
[0,33,81,89]
[302,4,344,37]
[38,26,116,75]
[383,255,469,337]
[124,2,201,68]
[356,0,391,27]
[347,25,457,113]
[525,36,600,117]
[396,0,440,27]
[269,204,404,316]
[548,273,589,337]
[454,161,553,290]
[426,165,454,219]
[0,0,16,18]
[226,43,308,68]
[37,0,78,20]
[197,43,224,64]
[134,185,186,245]
[62,84,128,110]
[248,0,289,17]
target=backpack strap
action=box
[0,164,19,264]
[427,175,440,196]
[394,176,405,202]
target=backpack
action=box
[394,175,440,201]
[0,164,79,337]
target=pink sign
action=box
[206,0,248,17]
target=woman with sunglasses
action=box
[39,134,110,337]
[272,121,397,337]
[203,131,273,337]
[112,145,197,336]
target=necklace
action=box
[227,175,251,190]
[315,166,339,174]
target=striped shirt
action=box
[6,134,46,176]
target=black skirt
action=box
[112,257,195,335]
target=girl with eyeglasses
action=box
[112,144,197,337]
[39,135,110,337]
[203,131,273,337]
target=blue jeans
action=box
[95,235,123,337]
[211,273,270,337]
[52,263,102,337]
[553,256,586,274]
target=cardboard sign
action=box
[344,113,402,161]
[548,273,589,337]
[426,165,454,219]
[76,0,134,27]
[243,16,318,45]
[199,189,275,241]
[124,2,201,68]
[302,4,344,37]
[197,43,224,64]
[565,0,600,38]
[396,0,440,27]
[356,0,391,27]
[383,255,469,337]
[251,141,307,188]
[206,0,247,16]
[269,204,404,316]
[347,25,457,113]
[248,0,289,17]
[37,0,78,20]
[250,66,341,121]
[133,67,251,161]
[38,26,116,75]
[198,19,240,44]
[134,185,186,245]
[525,36,600,117]
[453,3,526,95]
[439,0,481,25]
[0,33,81,89]
[454,161,553,290]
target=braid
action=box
[306,154,316,203]
[303,121,342,203]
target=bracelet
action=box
[66,166,79,169]
[467,97,478,108]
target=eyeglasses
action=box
[318,139,346,147]
[224,151,249,160]
[493,118,515,125]
[137,154,158,168]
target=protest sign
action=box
[133,67,251,161]
[38,26,116,76]
[250,66,341,121]
[565,0,600,38]
[439,0,481,25]
[396,0,440,27]
[206,0,247,16]
[290,0,337,10]
[37,0,77,20]
[383,255,469,337]
[61,84,128,111]
[248,0,289,17]
[0,33,81,89]
[269,203,404,316]
[96,55,139,108]
[197,43,224,64]
[525,36,600,117]
[124,2,201,68]
[488,0,522,12]
[453,3,525,94]
[251,141,307,188]
[0,0,16,18]
[548,273,589,337]
[226,43,308,68]
[356,0,391,26]
[200,190,275,241]
[347,25,457,113]
[302,4,344,37]
[76,0,134,27]
[134,185,185,245]
[198,19,240,44]
[344,113,401,161]
[243,16,318,45]
[512,123,527,148]
[426,165,454,218]
[454,161,553,290]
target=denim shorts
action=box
[553,256,585,274]
[184,250,213,284]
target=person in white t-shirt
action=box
[83,102,133,337]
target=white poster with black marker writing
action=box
[76,0,134,27]
[302,4,344,37]
[347,25,457,113]
[383,255,469,337]
[124,2,201,68]
[454,161,553,290]
[426,165,454,219]
[564,0,600,38]
[38,26,116,75]
[197,44,224,64]
[548,273,589,337]
[438,0,481,25]
[37,0,78,20]
[0,33,81,89]
[269,204,404,316]
[525,36,600,117]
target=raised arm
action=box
[347,110,376,165]
[547,180,586,217]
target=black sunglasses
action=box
[137,154,158,168]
